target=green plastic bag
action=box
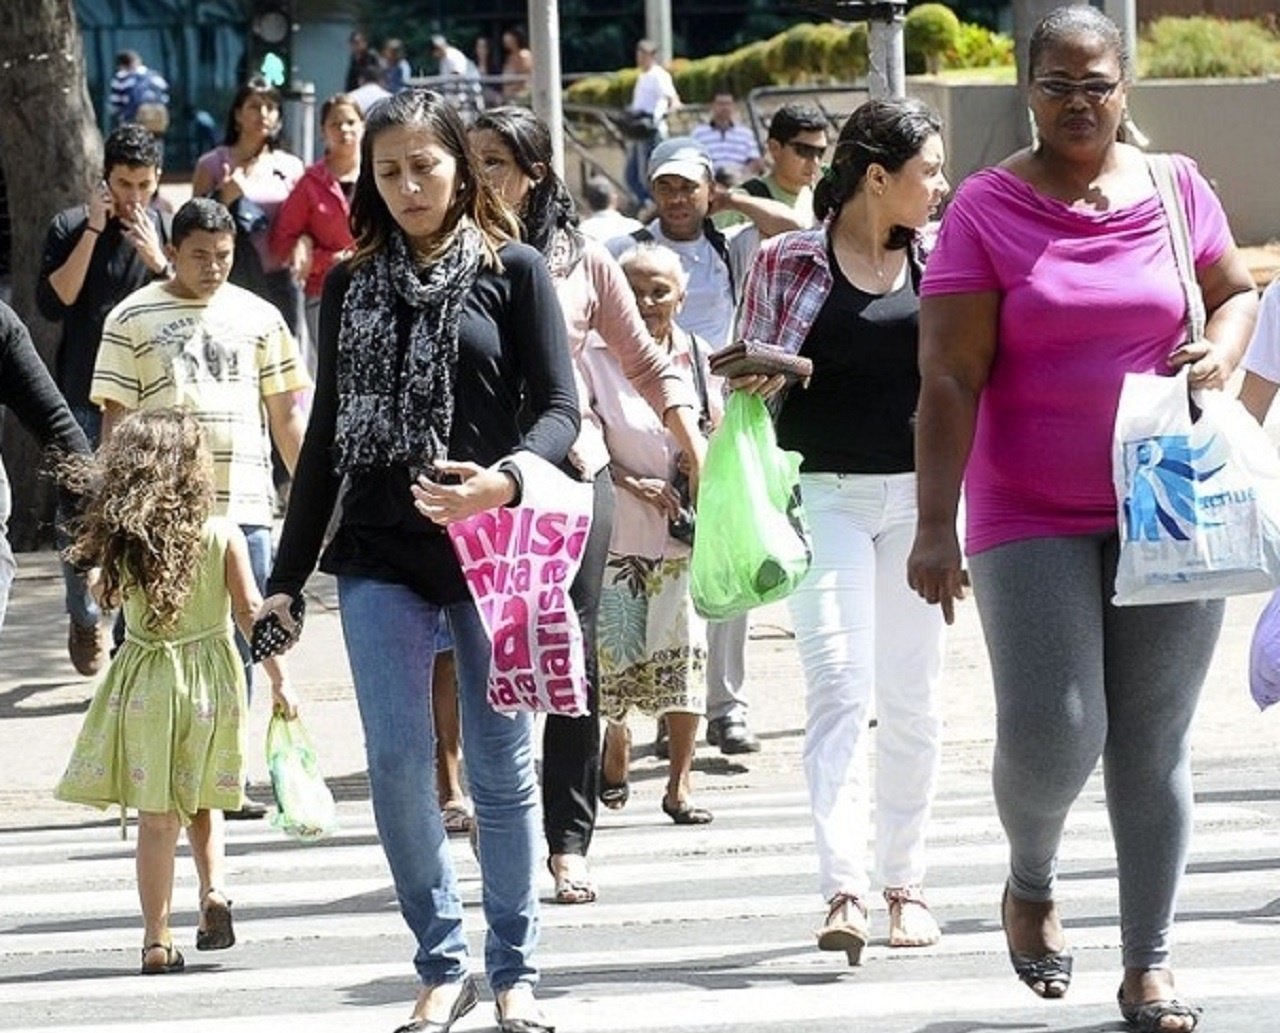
[266,714,338,842]
[690,391,812,619]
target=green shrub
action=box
[951,22,1015,69]
[829,23,869,81]
[565,75,613,105]
[723,40,775,97]
[906,3,962,74]
[1139,16,1280,78]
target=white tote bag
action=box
[1112,368,1280,604]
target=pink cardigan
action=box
[554,240,697,477]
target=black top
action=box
[776,244,921,474]
[267,241,580,605]
[37,206,168,409]
[1,301,91,521]
[0,301,89,457]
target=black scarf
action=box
[333,225,483,473]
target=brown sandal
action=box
[196,889,235,951]
[140,941,185,975]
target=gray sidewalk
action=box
[3,545,1279,831]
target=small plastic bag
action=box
[1249,590,1280,711]
[266,714,338,842]
[690,391,811,620]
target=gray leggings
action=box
[968,533,1223,970]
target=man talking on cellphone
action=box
[37,122,172,677]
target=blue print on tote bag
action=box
[1122,434,1227,542]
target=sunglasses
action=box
[786,141,827,161]
[1033,77,1122,103]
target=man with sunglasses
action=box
[717,102,829,230]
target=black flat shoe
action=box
[393,976,480,1033]
[661,797,713,825]
[1001,883,1071,998]
[1118,986,1202,1032]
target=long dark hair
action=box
[222,77,283,148]
[348,89,518,269]
[814,97,942,251]
[471,106,583,268]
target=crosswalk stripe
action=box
[2,759,1276,1032]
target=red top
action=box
[269,160,356,299]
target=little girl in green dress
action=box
[55,408,297,975]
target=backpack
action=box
[130,69,170,134]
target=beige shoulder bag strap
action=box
[1147,153,1207,344]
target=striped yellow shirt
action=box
[92,281,311,526]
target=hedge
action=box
[1138,17,1280,78]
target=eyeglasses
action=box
[1033,77,1122,103]
[786,141,827,161]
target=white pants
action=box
[789,473,944,900]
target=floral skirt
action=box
[597,553,706,722]
[55,636,246,824]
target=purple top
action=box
[921,156,1232,555]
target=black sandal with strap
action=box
[1118,986,1202,1032]
[140,942,185,975]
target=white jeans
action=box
[789,472,944,900]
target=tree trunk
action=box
[0,0,100,549]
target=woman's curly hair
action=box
[62,408,215,633]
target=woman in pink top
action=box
[270,93,363,373]
[192,79,305,334]
[470,107,706,906]
[907,8,1257,1031]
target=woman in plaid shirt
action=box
[735,97,951,965]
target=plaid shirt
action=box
[737,228,833,355]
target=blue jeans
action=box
[231,524,272,701]
[625,133,659,206]
[60,406,102,628]
[338,576,540,990]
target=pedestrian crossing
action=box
[2,761,1279,1033]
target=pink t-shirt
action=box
[921,156,1232,555]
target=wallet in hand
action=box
[250,596,305,664]
[708,339,813,386]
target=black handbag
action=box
[617,110,658,141]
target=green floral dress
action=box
[56,517,247,824]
